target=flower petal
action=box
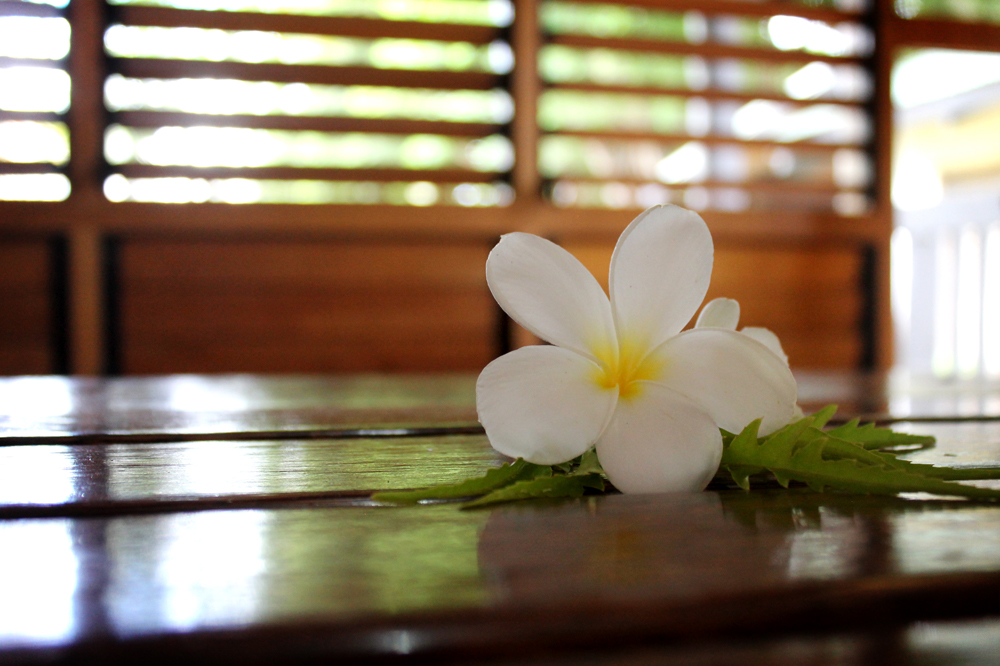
[596,382,722,493]
[609,205,714,350]
[477,346,618,465]
[649,328,797,436]
[740,326,789,364]
[486,232,616,363]
[695,297,740,329]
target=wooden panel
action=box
[0,434,503,514]
[114,58,502,90]
[113,111,502,137]
[118,239,497,373]
[0,374,479,438]
[563,240,863,370]
[0,239,55,374]
[113,5,503,43]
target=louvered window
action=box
[101,0,516,206]
[0,0,73,201]
[536,0,875,215]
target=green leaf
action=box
[826,419,936,451]
[720,419,1000,501]
[461,473,605,509]
[572,448,605,476]
[372,458,549,505]
[810,404,839,429]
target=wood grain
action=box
[0,434,503,512]
[117,239,498,373]
[0,374,480,437]
[2,490,1000,662]
[0,239,56,375]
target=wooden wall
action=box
[0,238,63,374]
[115,238,495,373]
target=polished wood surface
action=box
[1,372,999,664]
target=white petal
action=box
[476,346,618,465]
[695,297,740,329]
[486,232,616,363]
[740,326,789,364]
[596,382,722,493]
[650,328,797,436]
[609,205,713,351]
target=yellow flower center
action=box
[591,336,664,400]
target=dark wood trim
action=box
[111,5,504,44]
[113,58,503,90]
[112,110,503,136]
[544,130,863,150]
[48,234,70,374]
[549,34,864,66]
[559,0,859,23]
[887,15,1000,52]
[0,162,64,174]
[549,82,865,107]
[113,164,504,183]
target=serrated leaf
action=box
[461,473,605,509]
[721,420,1000,501]
[810,404,839,429]
[372,458,549,505]
[826,419,935,450]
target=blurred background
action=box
[0,0,997,392]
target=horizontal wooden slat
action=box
[0,434,502,514]
[887,15,1000,52]
[554,178,854,195]
[563,0,862,23]
[113,110,503,137]
[549,34,862,66]
[0,110,63,123]
[113,58,503,90]
[0,162,63,174]
[114,163,502,183]
[112,5,504,44]
[0,0,62,17]
[551,82,864,107]
[0,374,481,437]
[546,129,861,150]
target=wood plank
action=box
[0,239,55,374]
[112,111,502,137]
[0,434,503,513]
[550,82,864,107]
[116,238,496,373]
[545,130,861,151]
[0,374,480,438]
[550,34,862,66]
[112,5,503,44]
[0,162,63,174]
[114,58,503,91]
[115,164,502,183]
[0,111,63,123]
[886,15,1000,53]
[1,486,999,661]
[562,0,860,23]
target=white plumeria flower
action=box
[476,205,798,494]
[695,297,804,419]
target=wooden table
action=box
[1,372,999,664]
